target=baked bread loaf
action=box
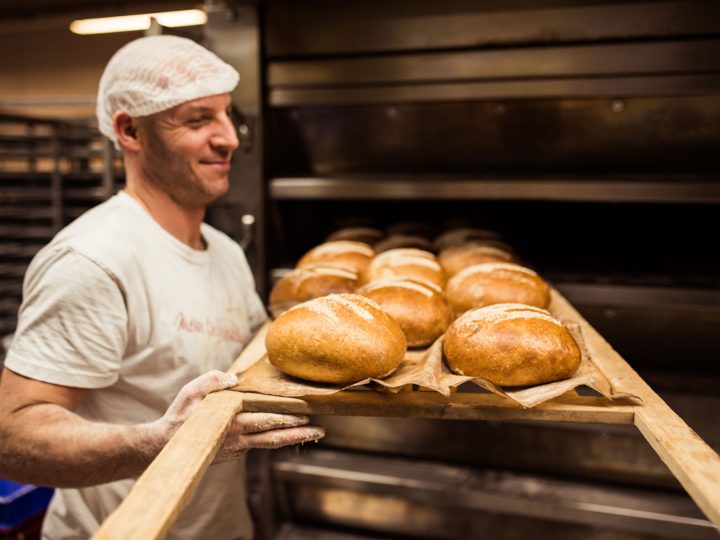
[386,221,435,239]
[443,303,582,386]
[326,227,384,245]
[434,227,503,251]
[446,262,550,313]
[374,234,435,254]
[372,247,436,261]
[269,264,358,314]
[297,241,375,274]
[361,248,446,288]
[357,278,453,347]
[265,293,407,384]
[439,242,516,277]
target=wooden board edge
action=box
[551,288,720,529]
[237,391,636,425]
[92,391,244,540]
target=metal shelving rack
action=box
[0,113,122,342]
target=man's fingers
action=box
[216,418,324,460]
[159,371,240,446]
[237,426,325,450]
[181,370,238,401]
[231,412,310,434]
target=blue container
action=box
[0,480,53,531]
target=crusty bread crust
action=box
[373,235,435,253]
[326,227,384,245]
[266,293,407,384]
[269,264,358,307]
[443,303,582,386]
[434,227,503,252]
[439,242,516,277]
[361,248,446,288]
[297,241,374,274]
[446,262,550,313]
[357,277,453,347]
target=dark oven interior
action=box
[245,1,720,539]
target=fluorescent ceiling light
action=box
[70,9,207,35]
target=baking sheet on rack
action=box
[231,321,639,409]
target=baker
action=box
[0,35,324,540]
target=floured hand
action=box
[149,370,325,461]
[215,411,325,461]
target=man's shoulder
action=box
[44,194,143,270]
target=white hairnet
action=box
[96,35,240,147]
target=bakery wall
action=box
[0,26,141,119]
[0,0,198,119]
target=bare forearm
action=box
[0,369,324,489]
[0,403,165,487]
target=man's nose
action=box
[211,113,240,152]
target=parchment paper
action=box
[231,321,639,408]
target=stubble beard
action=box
[140,122,229,210]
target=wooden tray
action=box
[92,290,720,539]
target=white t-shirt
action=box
[5,191,267,540]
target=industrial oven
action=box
[127,1,720,539]
[198,1,720,539]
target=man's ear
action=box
[113,111,142,152]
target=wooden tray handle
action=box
[91,323,273,540]
[92,390,244,540]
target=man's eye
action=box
[188,116,209,126]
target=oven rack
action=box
[269,175,720,204]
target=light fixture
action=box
[69,9,207,35]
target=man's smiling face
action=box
[138,93,239,209]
